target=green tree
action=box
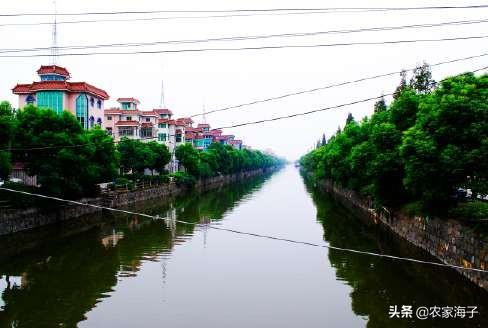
[409,62,436,94]
[14,106,118,197]
[146,141,171,174]
[175,143,201,177]
[400,72,488,207]
[0,101,14,180]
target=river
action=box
[0,165,486,328]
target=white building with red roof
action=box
[12,65,109,129]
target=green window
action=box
[75,94,88,129]
[37,91,63,114]
[158,123,167,128]
[176,134,182,142]
[158,133,167,141]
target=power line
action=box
[2,5,488,17]
[2,18,487,54]
[2,58,486,152]
[0,10,367,27]
[1,34,488,58]
[213,65,488,130]
[215,94,394,129]
[0,186,487,274]
[189,52,488,118]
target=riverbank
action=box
[0,167,279,236]
[311,177,488,292]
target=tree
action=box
[321,134,327,147]
[346,112,355,125]
[409,62,436,94]
[393,69,407,99]
[400,73,488,208]
[146,141,171,174]
[175,143,201,177]
[373,96,387,113]
[0,101,14,180]
[14,106,118,198]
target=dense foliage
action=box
[117,138,171,175]
[0,103,282,200]
[301,71,488,213]
[176,142,283,179]
[3,105,119,198]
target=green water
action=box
[0,166,486,327]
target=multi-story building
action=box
[102,96,245,152]
[12,65,109,129]
[104,98,159,141]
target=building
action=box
[104,98,159,141]
[12,65,109,129]
[102,95,245,153]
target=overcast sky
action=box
[1,0,487,160]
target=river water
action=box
[0,166,486,328]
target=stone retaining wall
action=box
[318,179,488,291]
[0,168,274,236]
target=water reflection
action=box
[0,174,272,328]
[303,178,488,328]
[0,168,486,328]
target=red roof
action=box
[105,108,140,114]
[13,81,109,100]
[230,140,242,145]
[37,65,70,78]
[117,97,140,104]
[154,108,173,115]
[157,118,171,124]
[140,111,158,117]
[115,120,140,126]
[210,129,222,136]
[175,117,193,126]
[197,123,210,128]
[141,122,154,127]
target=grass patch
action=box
[448,200,488,221]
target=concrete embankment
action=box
[315,179,488,292]
[0,167,277,236]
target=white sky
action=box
[0,0,487,160]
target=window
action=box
[107,116,112,121]
[158,133,167,142]
[75,94,88,129]
[121,102,131,110]
[26,94,35,104]
[118,127,134,136]
[176,134,182,142]
[37,91,63,114]
[40,74,66,81]
[145,117,150,122]
[97,99,102,109]
[126,116,132,121]
[158,123,167,128]
[96,117,102,125]
[140,127,153,138]
[106,127,112,135]
[90,97,95,107]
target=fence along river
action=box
[0,165,487,327]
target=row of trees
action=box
[301,68,487,212]
[0,103,282,198]
[175,142,283,179]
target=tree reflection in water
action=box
[303,179,488,328]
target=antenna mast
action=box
[159,79,166,108]
[50,0,58,65]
